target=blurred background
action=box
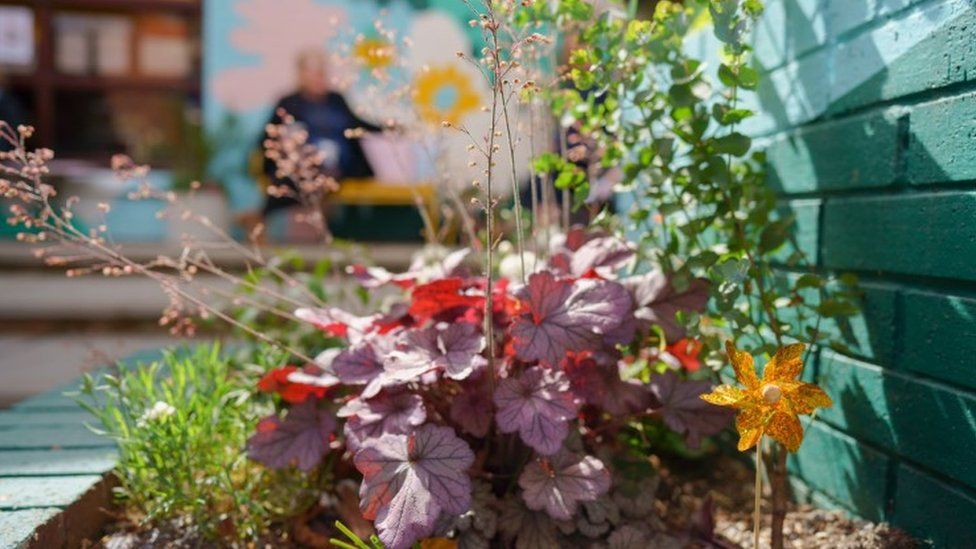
[0,0,538,404]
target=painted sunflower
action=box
[412,64,481,126]
[354,37,395,69]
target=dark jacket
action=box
[261,91,381,214]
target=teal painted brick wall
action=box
[751,0,976,546]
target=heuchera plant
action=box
[246,228,729,548]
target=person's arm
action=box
[334,93,383,133]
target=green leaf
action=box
[818,299,860,318]
[713,132,751,156]
[794,273,823,289]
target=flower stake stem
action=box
[754,435,762,548]
[702,341,834,549]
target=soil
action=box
[657,453,918,549]
[95,455,918,548]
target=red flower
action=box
[667,338,702,372]
[258,366,329,404]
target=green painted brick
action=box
[771,199,820,264]
[0,476,103,510]
[907,92,976,185]
[0,426,113,450]
[825,0,931,39]
[0,449,117,477]
[787,421,890,521]
[829,0,976,114]
[753,0,826,71]
[822,192,976,280]
[767,110,901,194]
[899,290,976,390]
[892,464,976,548]
[0,508,60,548]
[818,351,976,489]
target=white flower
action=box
[499,251,537,281]
[138,401,176,427]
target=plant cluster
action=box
[247,229,733,548]
[76,344,317,542]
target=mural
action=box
[203,0,529,214]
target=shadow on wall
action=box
[757,1,976,546]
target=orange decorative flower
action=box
[701,341,832,452]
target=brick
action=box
[899,290,976,390]
[787,421,890,521]
[906,92,976,185]
[766,109,902,194]
[753,0,826,70]
[0,449,116,477]
[0,476,103,510]
[0,426,113,450]
[826,0,933,39]
[821,192,976,281]
[830,0,976,113]
[771,199,820,264]
[892,464,976,547]
[746,49,831,135]
[0,508,60,548]
[818,351,976,489]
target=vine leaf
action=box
[493,366,578,455]
[519,451,611,520]
[247,400,335,471]
[649,371,732,448]
[354,425,475,549]
[511,271,633,366]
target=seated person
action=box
[261,48,382,218]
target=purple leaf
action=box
[333,342,385,386]
[518,451,610,520]
[494,366,578,455]
[354,424,475,549]
[648,371,733,448]
[388,323,487,382]
[338,391,426,441]
[567,236,635,278]
[449,377,494,437]
[561,352,654,416]
[511,272,633,367]
[622,271,709,342]
[247,400,335,472]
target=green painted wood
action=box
[818,351,976,490]
[0,411,95,429]
[907,91,976,185]
[0,476,103,510]
[0,426,114,451]
[899,290,976,391]
[892,464,976,548]
[0,449,117,477]
[787,421,890,522]
[822,192,976,281]
[0,508,60,548]
[766,109,901,194]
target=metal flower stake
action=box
[701,341,833,548]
